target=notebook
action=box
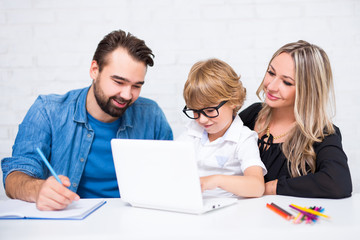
[0,199,106,220]
[111,139,237,214]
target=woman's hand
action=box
[264,179,278,195]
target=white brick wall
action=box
[0,0,359,198]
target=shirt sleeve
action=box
[1,96,51,185]
[237,129,267,176]
[276,128,352,199]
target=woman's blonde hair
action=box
[183,58,246,115]
[256,40,335,177]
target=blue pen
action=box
[36,147,62,184]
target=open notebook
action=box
[111,139,237,214]
[0,199,106,220]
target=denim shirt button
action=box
[80,158,84,162]
[72,183,77,187]
[87,133,92,138]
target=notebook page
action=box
[0,199,106,219]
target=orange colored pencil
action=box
[266,203,292,220]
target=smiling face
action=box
[88,47,147,122]
[195,102,235,142]
[263,52,296,110]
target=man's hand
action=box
[36,175,80,211]
[5,171,79,211]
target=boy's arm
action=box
[200,166,265,197]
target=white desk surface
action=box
[0,194,359,240]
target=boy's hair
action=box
[92,29,154,72]
[183,58,246,115]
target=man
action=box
[1,30,173,211]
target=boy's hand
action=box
[200,175,220,192]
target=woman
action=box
[239,40,352,198]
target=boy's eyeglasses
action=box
[182,101,228,119]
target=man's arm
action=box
[5,171,80,210]
[5,171,42,202]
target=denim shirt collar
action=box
[72,85,134,131]
[73,86,89,125]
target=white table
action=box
[1,194,359,240]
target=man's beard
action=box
[93,78,132,118]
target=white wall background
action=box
[0,0,359,198]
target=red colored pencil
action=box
[266,203,292,220]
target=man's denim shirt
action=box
[1,87,173,192]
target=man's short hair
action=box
[92,30,154,72]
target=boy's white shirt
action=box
[177,115,267,198]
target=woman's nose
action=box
[267,77,280,91]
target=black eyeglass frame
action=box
[182,100,228,119]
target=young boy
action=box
[178,58,266,198]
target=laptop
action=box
[111,139,237,214]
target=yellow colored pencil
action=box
[293,213,302,224]
[290,204,330,219]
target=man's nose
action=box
[119,86,132,100]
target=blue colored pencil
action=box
[36,147,62,184]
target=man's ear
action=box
[89,60,99,81]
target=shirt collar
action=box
[73,86,90,124]
[185,115,244,144]
[223,115,244,142]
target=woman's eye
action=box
[283,80,293,86]
[267,70,275,76]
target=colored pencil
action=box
[266,203,292,220]
[293,213,302,224]
[290,204,330,219]
[271,202,293,218]
[289,205,318,220]
[312,207,320,222]
[36,147,62,184]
